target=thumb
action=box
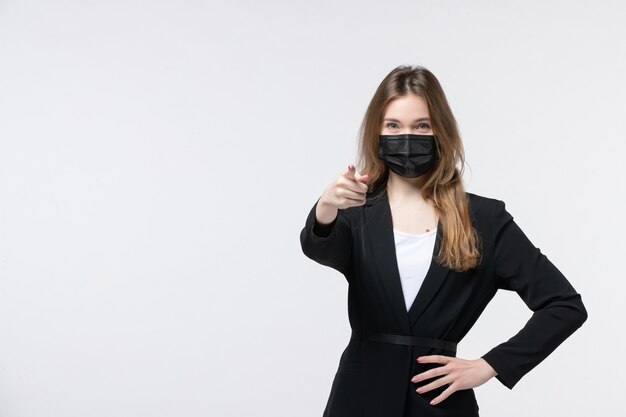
[355,171,369,183]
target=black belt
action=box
[351,329,457,354]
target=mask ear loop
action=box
[432,134,442,162]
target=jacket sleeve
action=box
[299,196,353,277]
[480,199,588,390]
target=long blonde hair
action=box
[356,65,482,272]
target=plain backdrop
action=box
[0,1,624,416]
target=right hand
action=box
[319,164,370,210]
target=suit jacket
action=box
[299,186,588,417]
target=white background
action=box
[0,1,624,416]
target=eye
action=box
[386,122,398,129]
[416,123,431,130]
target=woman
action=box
[299,65,588,417]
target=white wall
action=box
[0,1,623,416]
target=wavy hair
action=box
[356,65,482,272]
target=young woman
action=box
[299,65,588,417]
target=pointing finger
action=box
[344,164,356,180]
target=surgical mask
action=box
[378,134,439,178]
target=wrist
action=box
[318,193,332,209]
[479,357,498,378]
[316,195,339,225]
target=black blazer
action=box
[299,187,588,417]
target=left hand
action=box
[410,355,497,406]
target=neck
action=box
[386,171,428,203]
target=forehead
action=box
[382,94,430,119]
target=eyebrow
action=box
[383,118,430,123]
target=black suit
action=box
[299,187,588,417]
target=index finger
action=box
[343,164,368,192]
[343,164,356,179]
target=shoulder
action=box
[465,191,509,223]
[465,191,501,210]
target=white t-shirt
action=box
[393,227,438,312]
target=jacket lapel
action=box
[364,187,450,333]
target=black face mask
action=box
[378,134,439,178]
